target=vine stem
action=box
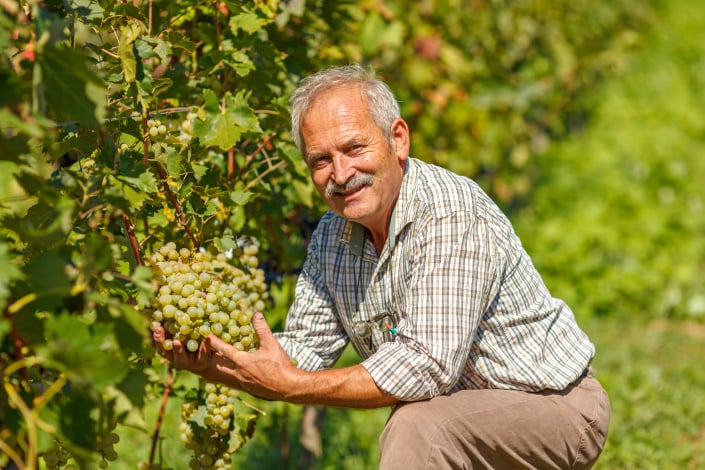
[140,115,199,249]
[245,160,287,192]
[152,160,199,249]
[3,307,29,382]
[122,213,144,266]
[0,436,25,470]
[149,364,174,466]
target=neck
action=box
[369,229,387,256]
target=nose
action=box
[330,153,354,185]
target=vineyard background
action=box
[1,0,704,469]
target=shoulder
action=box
[407,158,500,223]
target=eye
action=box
[307,154,330,169]
[346,143,365,156]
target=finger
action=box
[205,334,239,362]
[152,325,167,344]
[151,326,174,361]
[250,312,276,348]
[170,339,188,368]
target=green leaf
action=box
[228,205,246,232]
[116,367,150,410]
[192,89,261,150]
[0,243,23,305]
[230,189,254,206]
[214,236,237,253]
[17,248,72,313]
[36,44,107,127]
[36,313,130,389]
[0,110,43,161]
[166,30,196,53]
[118,22,141,83]
[230,12,268,35]
[54,387,99,451]
[166,152,184,177]
[128,265,156,311]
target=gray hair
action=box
[289,64,401,155]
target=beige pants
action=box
[379,373,610,470]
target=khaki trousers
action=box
[379,372,610,470]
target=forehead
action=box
[302,86,377,139]
[306,83,368,117]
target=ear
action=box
[390,118,410,162]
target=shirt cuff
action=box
[360,342,441,401]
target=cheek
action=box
[310,170,330,192]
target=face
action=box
[300,85,409,234]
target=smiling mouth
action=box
[324,173,374,199]
[335,185,366,198]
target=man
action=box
[154,64,610,469]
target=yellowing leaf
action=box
[118,22,141,83]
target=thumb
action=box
[251,312,276,348]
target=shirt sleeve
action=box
[274,233,350,372]
[361,209,500,400]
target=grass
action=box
[588,318,705,469]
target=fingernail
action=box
[254,312,264,321]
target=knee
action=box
[379,401,438,467]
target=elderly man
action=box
[154,64,610,469]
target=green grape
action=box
[147,240,269,469]
[43,440,72,469]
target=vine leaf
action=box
[36,45,106,127]
[118,23,141,83]
[0,242,24,305]
[230,189,254,206]
[192,89,261,150]
[36,313,130,389]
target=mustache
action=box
[324,173,374,198]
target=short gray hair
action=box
[289,64,401,155]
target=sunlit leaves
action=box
[118,23,141,83]
[192,89,261,150]
[230,11,269,35]
[36,313,130,389]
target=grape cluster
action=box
[177,112,197,144]
[147,118,169,141]
[147,241,267,354]
[96,431,120,468]
[147,241,267,469]
[178,382,243,469]
[42,441,71,469]
[42,429,119,469]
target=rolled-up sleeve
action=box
[274,234,349,371]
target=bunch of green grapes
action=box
[146,118,169,141]
[41,425,119,469]
[42,441,72,469]
[147,241,267,469]
[147,241,267,353]
[177,382,243,470]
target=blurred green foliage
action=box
[352,0,655,205]
[513,0,705,322]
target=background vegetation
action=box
[1,0,703,468]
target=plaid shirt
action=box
[275,158,595,401]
